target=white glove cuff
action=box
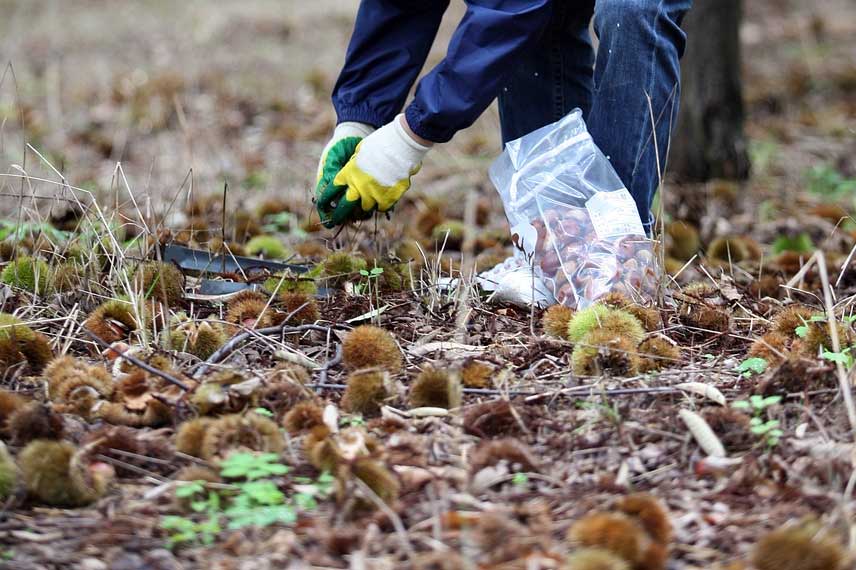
[392,114,431,162]
[334,121,375,140]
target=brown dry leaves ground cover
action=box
[0,0,855,569]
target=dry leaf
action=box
[679,409,726,457]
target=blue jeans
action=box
[498,0,692,230]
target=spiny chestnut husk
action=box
[543,304,575,338]
[199,412,284,461]
[751,521,844,570]
[280,292,320,324]
[6,403,64,445]
[133,261,184,306]
[770,305,814,338]
[18,439,114,507]
[282,401,324,434]
[567,513,650,568]
[565,548,630,570]
[0,256,50,294]
[409,367,462,409]
[636,336,680,373]
[0,313,53,375]
[341,368,391,417]
[175,417,216,458]
[748,331,790,363]
[342,325,403,373]
[83,300,139,344]
[572,329,640,377]
[459,359,494,389]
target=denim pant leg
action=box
[497,1,596,144]
[589,0,692,230]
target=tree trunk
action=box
[671,0,750,181]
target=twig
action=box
[317,343,343,388]
[192,321,333,379]
[352,478,416,563]
[816,252,856,438]
[81,328,189,391]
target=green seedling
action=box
[736,357,768,378]
[733,394,784,447]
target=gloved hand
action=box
[316,121,375,221]
[316,114,431,228]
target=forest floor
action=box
[0,1,855,569]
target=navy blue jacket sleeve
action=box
[406,0,553,143]
[332,0,450,128]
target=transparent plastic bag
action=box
[489,109,659,308]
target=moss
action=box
[245,235,289,259]
[1,256,50,294]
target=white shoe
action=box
[475,255,555,308]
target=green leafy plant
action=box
[253,407,274,418]
[806,164,856,200]
[822,347,854,368]
[356,265,385,323]
[733,395,784,447]
[795,314,827,338]
[340,414,366,427]
[771,233,813,254]
[511,472,529,486]
[161,453,332,549]
[736,357,768,378]
[220,452,289,480]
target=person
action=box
[315,0,693,235]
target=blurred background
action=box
[0,0,853,228]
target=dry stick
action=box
[192,314,333,379]
[317,343,343,388]
[816,252,856,438]
[80,327,189,391]
[352,478,416,563]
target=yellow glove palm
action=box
[320,115,430,227]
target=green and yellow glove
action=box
[315,114,431,228]
[316,121,375,225]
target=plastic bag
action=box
[489,109,659,308]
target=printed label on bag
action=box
[585,189,645,239]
